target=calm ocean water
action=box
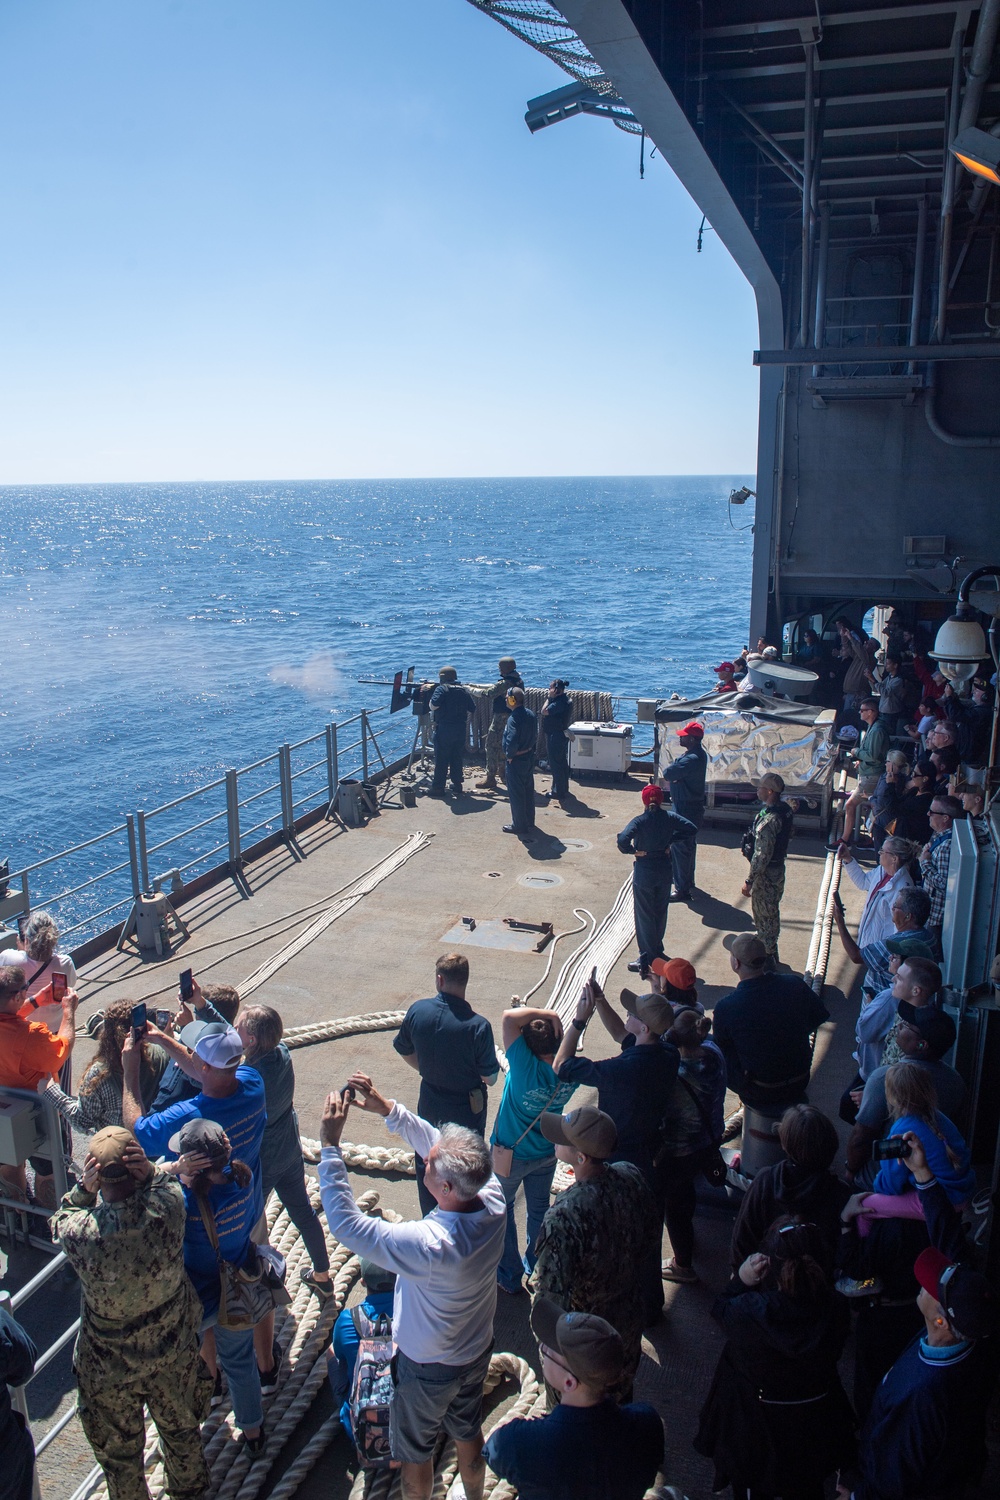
[2,478,753,926]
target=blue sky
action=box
[0,0,759,481]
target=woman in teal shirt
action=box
[492,1007,577,1295]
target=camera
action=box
[874,1135,911,1161]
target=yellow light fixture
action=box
[951,126,1000,187]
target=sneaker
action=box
[476,778,497,791]
[301,1269,333,1301]
[721,1109,744,1143]
[501,824,518,834]
[835,1274,884,1299]
[210,1369,226,1409]
[257,1340,282,1396]
[661,1258,698,1283]
[243,1430,267,1459]
[626,960,642,973]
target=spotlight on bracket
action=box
[950,126,1000,187]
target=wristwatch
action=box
[570,1017,585,1031]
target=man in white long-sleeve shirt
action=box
[318,1072,505,1500]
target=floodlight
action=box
[950,127,1000,187]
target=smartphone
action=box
[155,1008,172,1030]
[130,1002,148,1040]
[51,972,68,1000]
[179,969,194,1002]
[874,1135,911,1161]
[16,915,28,940]
[342,1085,356,1104]
[833,891,845,913]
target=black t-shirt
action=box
[712,975,829,1106]
[393,992,498,1125]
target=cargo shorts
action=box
[389,1343,492,1463]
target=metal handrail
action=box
[143,805,228,857]
[143,775,228,818]
[9,823,129,879]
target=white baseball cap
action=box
[193,1023,243,1069]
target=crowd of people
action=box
[1,622,998,1500]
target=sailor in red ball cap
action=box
[617,783,697,975]
[659,722,707,902]
[714,662,738,692]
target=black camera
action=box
[874,1135,911,1161]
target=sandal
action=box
[661,1259,698,1283]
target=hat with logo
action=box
[192,1023,244,1069]
[914,1247,998,1340]
[650,956,697,992]
[896,1000,956,1058]
[167,1116,231,1162]
[540,1105,617,1160]
[679,722,704,738]
[620,989,674,1036]
[723,932,769,969]
[885,935,935,961]
[530,1297,625,1389]
[88,1126,137,1183]
[641,784,664,806]
[714,662,735,674]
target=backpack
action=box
[348,1306,395,1469]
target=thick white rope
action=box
[545,876,634,1022]
[240,832,433,998]
[281,1010,407,1048]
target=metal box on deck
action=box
[568,722,632,775]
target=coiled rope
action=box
[545,876,634,1022]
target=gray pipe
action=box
[957,0,1000,138]
[935,25,966,343]
[798,45,815,349]
[924,364,1000,447]
[908,196,928,374]
[812,200,831,375]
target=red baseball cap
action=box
[679,722,704,738]
[641,784,664,806]
[714,662,735,674]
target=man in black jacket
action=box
[660,721,707,901]
[428,666,476,798]
[712,934,829,1111]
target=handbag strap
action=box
[194,1189,225,1265]
[508,1077,564,1152]
[677,1072,722,1148]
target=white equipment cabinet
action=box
[567,722,633,776]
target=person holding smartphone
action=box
[45,999,172,1136]
[0,910,80,1043]
[0,963,79,1206]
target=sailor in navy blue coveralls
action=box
[660,722,708,900]
[503,689,539,841]
[617,786,696,971]
[541,680,574,802]
[428,666,475,796]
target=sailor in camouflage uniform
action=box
[477,656,524,791]
[52,1127,212,1500]
[532,1106,658,1405]
[741,773,794,962]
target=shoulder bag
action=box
[668,1072,729,1191]
[491,1079,563,1178]
[195,1190,276,1331]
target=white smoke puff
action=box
[268,651,343,700]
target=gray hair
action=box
[22,910,59,963]
[433,1125,492,1202]
[882,836,920,863]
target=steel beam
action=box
[696,4,976,39]
[754,343,1000,363]
[747,87,948,111]
[711,46,961,81]
[774,119,945,138]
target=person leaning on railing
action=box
[0,964,78,1208]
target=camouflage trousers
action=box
[76,1282,213,1500]
[484,717,508,781]
[751,866,785,956]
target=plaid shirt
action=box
[919,829,952,926]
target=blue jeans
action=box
[266,1161,330,1274]
[205,1319,263,1431]
[496,1154,557,1290]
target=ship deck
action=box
[5,769,889,1499]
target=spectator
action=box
[490,1006,577,1296]
[835,616,873,717]
[617,784,696,974]
[731,1105,850,1270]
[502,685,539,842]
[880,955,943,1065]
[694,1217,855,1500]
[0,963,78,1207]
[837,838,917,986]
[327,1258,396,1439]
[150,980,241,1112]
[838,934,935,1125]
[319,1073,505,1500]
[532,1105,659,1402]
[905,698,943,755]
[0,1275,37,1500]
[650,955,704,1014]
[846,1004,962,1185]
[793,628,825,669]
[540,679,574,807]
[840,698,890,845]
[834,879,932,1003]
[51,1127,214,1495]
[428,665,475,798]
[740,774,794,964]
[659,721,707,900]
[46,998,170,1134]
[483,1299,664,1500]
[943,676,993,766]
[393,953,499,1215]
[957,781,986,818]
[713,934,829,1112]
[919,794,962,946]
[875,654,908,733]
[878,756,935,844]
[0,910,79,1046]
[928,744,961,794]
[656,1008,727,1284]
[854,1246,999,1500]
[867,749,911,849]
[713,660,738,692]
[236,1003,332,1299]
[160,1118,266,1453]
[927,719,960,757]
